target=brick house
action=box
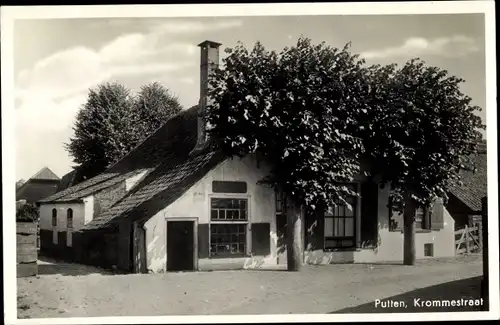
[37,40,457,273]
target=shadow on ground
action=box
[331,276,484,313]
[37,256,112,276]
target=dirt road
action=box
[17,255,482,318]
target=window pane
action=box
[324,218,334,237]
[345,217,354,236]
[335,218,345,237]
[210,223,247,257]
[211,198,248,221]
[325,239,338,249]
[342,239,354,247]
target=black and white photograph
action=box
[2,2,498,323]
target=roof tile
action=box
[448,152,487,212]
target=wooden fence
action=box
[17,222,38,277]
[455,224,482,255]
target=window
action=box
[275,189,286,214]
[210,198,248,257]
[389,205,432,231]
[67,208,73,229]
[416,207,431,230]
[51,209,57,227]
[324,184,358,249]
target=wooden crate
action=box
[16,222,38,277]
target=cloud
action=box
[15,18,244,179]
[150,19,243,35]
[361,35,480,60]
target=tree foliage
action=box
[16,202,39,222]
[206,37,485,268]
[362,59,485,212]
[66,82,182,180]
[207,37,370,209]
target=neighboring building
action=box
[16,167,60,205]
[57,167,86,192]
[446,142,487,230]
[37,40,456,273]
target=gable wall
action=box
[143,155,276,273]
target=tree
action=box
[206,37,370,271]
[361,59,485,265]
[133,82,183,137]
[66,82,182,180]
[16,202,39,223]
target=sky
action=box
[13,14,486,181]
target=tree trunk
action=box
[403,193,417,266]
[286,204,303,271]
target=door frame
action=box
[165,217,199,271]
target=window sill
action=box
[389,229,434,234]
[208,254,247,259]
[323,248,362,253]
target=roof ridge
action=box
[31,167,60,181]
[39,172,119,203]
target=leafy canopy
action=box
[206,37,371,209]
[207,38,485,213]
[361,59,485,211]
[16,203,39,222]
[66,82,182,180]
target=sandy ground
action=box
[17,255,483,318]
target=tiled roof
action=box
[57,169,77,192]
[448,151,487,212]
[81,105,226,230]
[39,106,201,204]
[38,172,123,203]
[16,179,59,203]
[56,168,87,192]
[83,149,224,230]
[31,167,60,181]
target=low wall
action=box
[17,222,38,277]
[40,228,119,270]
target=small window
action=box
[67,208,73,229]
[424,243,434,257]
[275,189,286,214]
[51,208,57,227]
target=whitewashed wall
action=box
[144,155,276,272]
[39,196,93,231]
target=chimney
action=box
[193,40,222,153]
